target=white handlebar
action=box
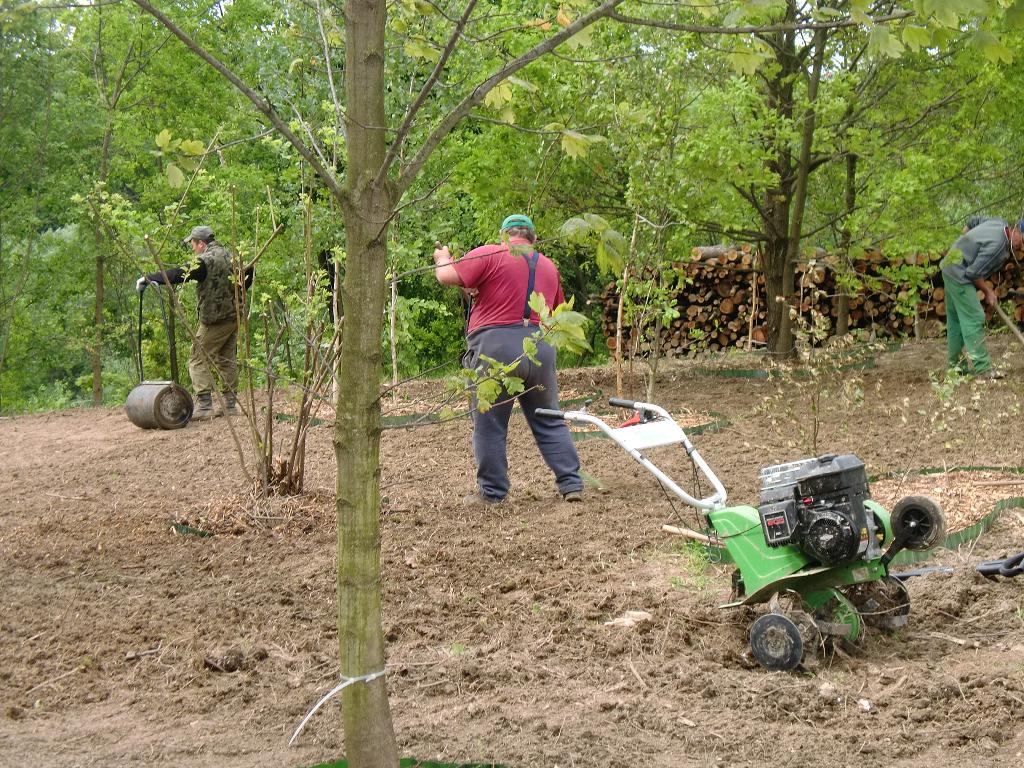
[559,400,728,510]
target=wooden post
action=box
[747,254,759,350]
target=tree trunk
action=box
[645,308,663,402]
[836,153,857,337]
[763,233,790,354]
[756,0,836,358]
[615,212,640,398]
[336,0,399,765]
[92,245,104,405]
[614,264,627,398]
[757,6,797,357]
[91,114,115,406]
[778,26,827,356]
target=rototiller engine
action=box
[537,398,946,671]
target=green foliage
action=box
[559,214,626,276]
[530,292,592,356]
[384,295,462,377]
[6,0,1024,413]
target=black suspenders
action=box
[521,251,540,325]
[465,248,541,333]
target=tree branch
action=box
[606,9,913,34]
[314,0,346,165]
[395,0,627,195]
[375,0,479,189]
[129,0,347,203]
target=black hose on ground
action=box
[892,552,1024,581]
[976,551,1024,579]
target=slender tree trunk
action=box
[646,309,663,402]
[89,8,129,406]
[92,241,105,404]
[614,264,627,398]
[91,117,115,406]
[836,153,857,337]
[778,26,827,356]
[615,212,639,398]
[336,0,399,765]
[389,277,398,393]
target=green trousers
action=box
[188,318,238,395]
[943,274,991,374]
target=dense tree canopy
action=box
[3,0,1024,409]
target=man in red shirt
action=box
[434,214,583,505]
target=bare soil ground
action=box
[2,337,1023,768]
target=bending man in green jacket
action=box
[941,216,1022,379]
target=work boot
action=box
[562,490,583,503]
[977,368,1005,380]
[221,391,239,416]
[192,391,216,421]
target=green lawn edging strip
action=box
[874,465,1024,567]
[695,355,876,379]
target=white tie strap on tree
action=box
[288,669,386,747]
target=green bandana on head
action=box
[500,214,535,233]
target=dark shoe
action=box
[193,392,216,421]
[462,492,505,507]
[562,490,583,503]
[977,368,1005,380]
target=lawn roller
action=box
[125,283,193,430]
[536,397,946,671]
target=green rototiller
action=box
[537,397,946,671]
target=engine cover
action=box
[758,454,876,566]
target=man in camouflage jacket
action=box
[137,225,251,419]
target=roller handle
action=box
[608,397,636,409]
[534,407,566,420]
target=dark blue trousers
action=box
[465,325,583,501]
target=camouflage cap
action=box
[183,225,214,244]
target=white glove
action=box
[136,276,148,294]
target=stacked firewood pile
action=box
[598,246,1024,356]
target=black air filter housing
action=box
[794,454,869,501]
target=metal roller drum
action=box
[125,381,193,429]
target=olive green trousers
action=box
[188,318,238,394]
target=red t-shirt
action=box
[453,238,566,334]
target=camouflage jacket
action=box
[196,241,237,325]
